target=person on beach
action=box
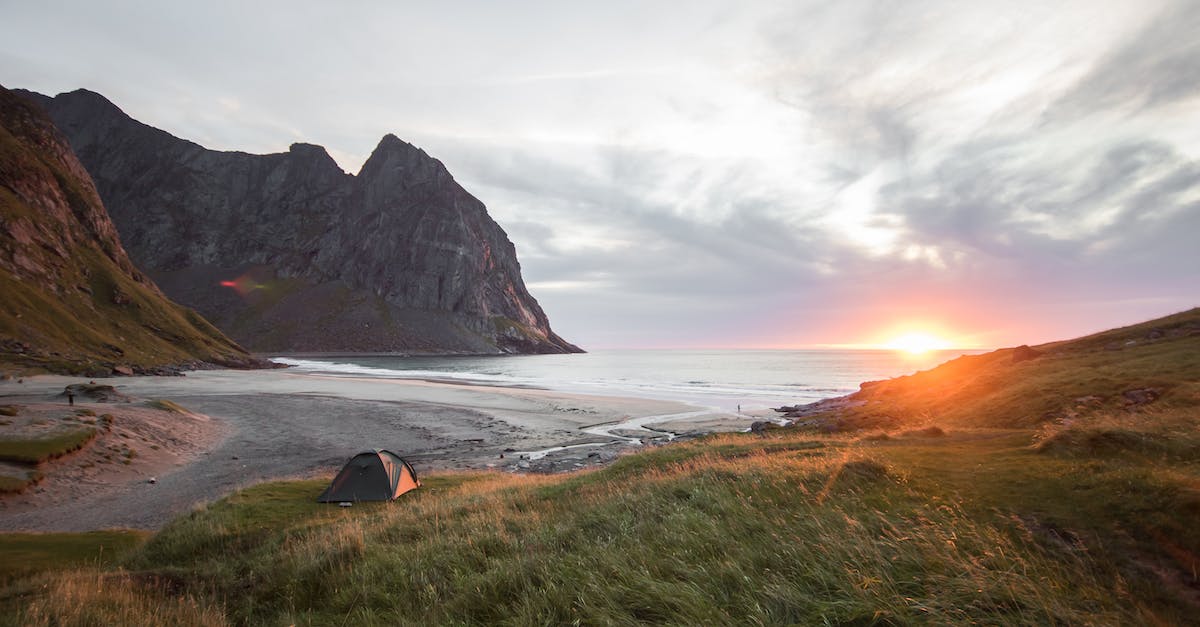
[67,390,74,406]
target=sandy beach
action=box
[0,368,765,531]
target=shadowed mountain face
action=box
[20,89,580,354]
[0,86,259,375]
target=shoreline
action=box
[0,368,771,531]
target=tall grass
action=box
[3,423,1197,624]
[17,569,226,627]
[5,436,1144,625]
[0,531,146,583]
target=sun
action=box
[884,332,953,354]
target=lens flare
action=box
[218,275,267,297]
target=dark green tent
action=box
[317,449,420,503]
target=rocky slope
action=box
[0,86,260,375]
[20,89,580,354]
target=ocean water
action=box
[271,349,984,411]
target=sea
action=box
[271,349,984,411]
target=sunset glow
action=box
[884,332,954,354]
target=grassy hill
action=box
[2,309,1198,624]
[806,306,1199,431]
[0,86,259,376]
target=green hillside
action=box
[809,306,1199,431]
[3,309,1198,624]
[0,86,258,375]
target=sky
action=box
[2,0,1197,349]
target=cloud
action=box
[3,0,1196,347]
[1049,0,1200,116]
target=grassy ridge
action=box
[0,86,254,375]
[0,428,96,464]
[819,307,1200,431]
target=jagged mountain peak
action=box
[359,133,449,183]
[284,142,345,176]
[23,88,581,355]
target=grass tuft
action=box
[901,426,946,438]
[0,469,42,494]
[837,458,890,483]
[1034,428,1164,457]
[143,400,186,414]
[0,428,97,463]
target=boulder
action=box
[63,383,132,403]
[750,421,780,434]
[1122,388,1161,407]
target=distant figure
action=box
[67,391,75,406]
[737,404,741,414]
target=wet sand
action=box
[0,369,762,531]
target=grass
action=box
[144,399,188,413]
[0,469,41,494]
[0,428,97,464]
[815,308,1200,431]
[5,428,1197,625]
[16,569,229,627]
[0,88,254,376]
[0,531,147,584]
[1,308,1197,624]
[0,532,218,627]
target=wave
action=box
[270,358,540,386]
[270,357,851,407]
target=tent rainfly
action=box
[317,450,421,503]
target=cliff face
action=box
[0,86,258,375]
[22,89,580,354]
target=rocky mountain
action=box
[0,86,261,375]
[19,89,580,355]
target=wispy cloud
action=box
[2,0,1196,347]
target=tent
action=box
[317,449,421,503]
